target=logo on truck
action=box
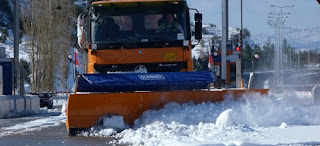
[138,74,165,80]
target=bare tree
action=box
[21,0,76,92]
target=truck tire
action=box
[47,102,53,109]
[69,128,78,136]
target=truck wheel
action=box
[69,128,78,136]
[48,101,53,109]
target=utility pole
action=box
[240,0,243,50]
[236,0,243,88]
[221,0,228,87]
[268,5,294,85]
[14,0,20,95]
[267,17,281,85]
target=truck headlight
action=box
[183,40,189,47]
[91,44,97,51]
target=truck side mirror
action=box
[194,13,202,40]
[195,13,202,22]
[195,21,202,40]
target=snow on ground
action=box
[81,92,320,145]
[1,92,320,145]
[53,99,68,106]
[0,115,66,137]
[0,100,67,137]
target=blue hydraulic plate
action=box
[76,71,216,92]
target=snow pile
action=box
[60,101,67,117]
[102,116,129,130]
[83,93,320,145]
[215,109,236,130]
[83,128,117,137]
[82,116,129,137]
[39,107,60,115]
[54,99,68,106]
[279,122,288,129]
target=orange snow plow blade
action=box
[66,89,268,135]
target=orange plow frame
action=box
[66,89,268,133]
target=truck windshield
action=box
[91,6,190,45]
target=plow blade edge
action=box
[66,89,268,134]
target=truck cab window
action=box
[91,6,190,45]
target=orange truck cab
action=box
[78,0,202,74]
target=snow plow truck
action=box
[66,0,268,136]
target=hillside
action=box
[192,24,255,59]
[1,30,30,61]
[0,0,13,28]
[0,0,30,61]
[253,27,320,51]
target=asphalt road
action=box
[0,101,117,146]
[0,124,116,145]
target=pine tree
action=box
[239,28,252,71]
[243,28,251,38]
[19,59,31,84]
[253,45,262,71]
[0,0,13,28]
[0,28,9,43]
[261,37,275,70]
[242,44,252,71]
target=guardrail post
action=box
[312,86,320,104]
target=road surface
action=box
[0,100,116,145]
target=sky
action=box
[187,0,320,35]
